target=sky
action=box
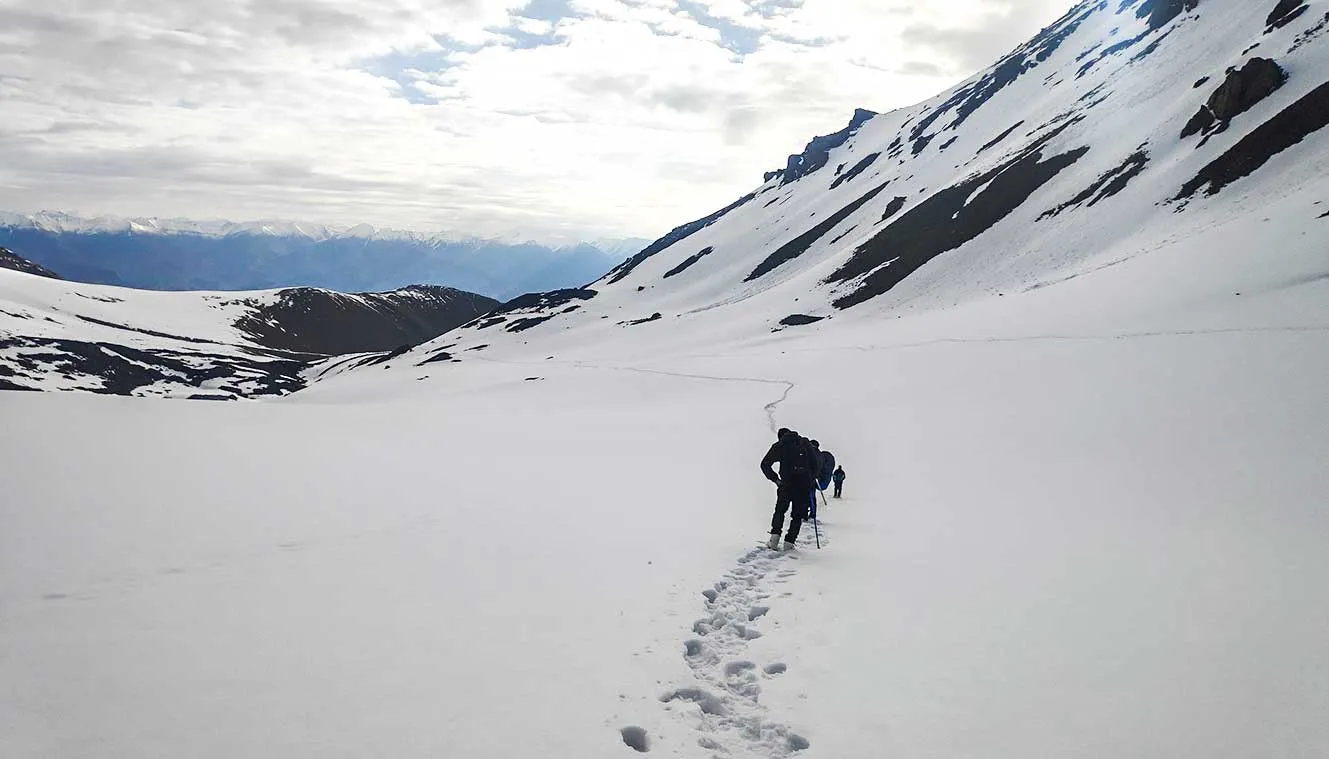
[0,0,1078,243]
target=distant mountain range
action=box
[0,211,649,301]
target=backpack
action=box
[817,450,835,488]
[820,451,836,479]
[778,436,816,481]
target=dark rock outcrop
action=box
[1288,11,1329,54]
[1181,58,1288,139]
[1040,148,1150,218]
[234,285,499,355]
[622,312,662,326]
[777,109,877,185]
[879,196,909,223]
[0,247,61,279]
[1209,58,1288,120]
[0,335,307,396]
[830,124,1090,309]
[1174,80,1329,201]
[746,182,890,282]
[778,314,824,327]
[663,247,715,279]
[829,153,880,190]
[1266,0,1309,30]
[978,121,1027,154]
[490,288,596,315]
[919,2,1098,137]
[447,287,599,336]
[1181,107,1217,137]
[505,315,555,333]
[602,194,755,285]
[1139,0,1199,30]
[1077,0,1199,79]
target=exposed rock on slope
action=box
[13,0,1328,395]
[0,247,60,279]
[1175,80,1329,200]
[828,128,1091,309]
[233,286,498,355]
[0,269,500,396]
[1182,57,1288,138]
[1142,0,1201,31]
[775,108,878,184]
[603,196,755,285]
[1266,0,1308,30]
[0,336,306,396]
[339,0,1328,364]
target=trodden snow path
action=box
[656,526,827,757]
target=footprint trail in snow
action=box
[659,527,825,757]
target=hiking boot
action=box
[767,534,781,550]
[782,542,797,552]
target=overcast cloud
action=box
[0,0,1076,242]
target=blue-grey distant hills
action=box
[0,211,649,301]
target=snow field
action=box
[4,277,1326,758]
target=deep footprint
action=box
[620,726,650,753]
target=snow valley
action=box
[1,1,1328,758]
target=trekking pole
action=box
[815,487,829,548]
[814,489,826,549]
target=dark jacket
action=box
[761,435,816,490]
[832,467,846,484]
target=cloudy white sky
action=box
[0,0,1076,242]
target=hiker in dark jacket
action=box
[809,440,835,520]
[832,466,846,498]
[817,446,836,491]
[760,428,816,550]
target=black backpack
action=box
[778,436,816,479]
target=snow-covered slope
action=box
[3,238,1325,758]
[340,0,1327,372]
[1,2,1326,759]
[0,260,498,396]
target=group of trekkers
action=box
[760,427,846,551]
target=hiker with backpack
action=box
[832,465,846,498]
[808,440,835,520]
[760,428,817,551]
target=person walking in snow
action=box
[813,440,835,490]
[760,428,817,551]
[832,465,846,498]
[808,439,835,520]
